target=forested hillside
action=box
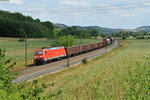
[0,10,100,38]
[0,10,54,38]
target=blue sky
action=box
[0,0,150,29]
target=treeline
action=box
[0,10,54,38]
[57,26,99,39]
[110,31,150,39]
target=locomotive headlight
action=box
[34,57,37,58]
[40,56,43,58]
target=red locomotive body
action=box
[34,46,67,65]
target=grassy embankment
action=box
[0,38,100,70]
[32,39,149,99]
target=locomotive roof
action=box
[46,46,64,50]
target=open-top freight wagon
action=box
[65,46,80,57]
[34,37,114,65]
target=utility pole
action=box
[67,33,69,67]
[80,35,82,45]
[25,35,28,67]
[105,40,107,52]
[118,39,120,46]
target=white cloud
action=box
[61,0,91,7]
[9,0,23,5]
[144,2,150,6]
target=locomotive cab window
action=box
[35,51,43,55]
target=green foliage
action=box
[18,28,26,38]
[57,26,99,39]
[91,29,99,39]
[57,26,78,37]
[146,36,150,39]
[0,10,54,38]
[122,35,127,40]
[52,35,74,47]
[100,33,107,38]
[0,49,16,89]
[18,38,25,42]
[0,49,17,98]
[136,36,145,39]
[80,29,93,38]
[112,31,150,40]
[132,33,137,37]
[20,80,46,99]
[0,49,49,99]
[82,58,88,65]
[115,32,122,37]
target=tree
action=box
[101,33,106,38]
[91,29,99,39]
[18,28,26,37]
[52,35,74,47]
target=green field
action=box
[0,38,100,70]
[35,39,150,99]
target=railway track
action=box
[12,40,119,84]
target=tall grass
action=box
[41,39,150,99]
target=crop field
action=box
[0,38,100,70]
[35,39,150,99]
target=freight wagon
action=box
[65,46,80,57]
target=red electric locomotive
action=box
[34,46,67,65]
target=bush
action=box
[18,38,25,42]
[146,36,150,39]
[82,58,87,65]
[122,35,127,40]
[0,49,48,99]
[136,36,145,39]
[51,35,74,47]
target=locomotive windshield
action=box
[35,51,43,55]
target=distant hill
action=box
[75,26,124,33]
[53,23,67,28]
[137,26,150,28]
[125,26,150,32]
[136,26,150,32]
[75,25,150,33]
[54,24,150,33]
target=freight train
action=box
[34,37,114,65]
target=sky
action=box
[0,0,150,29]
